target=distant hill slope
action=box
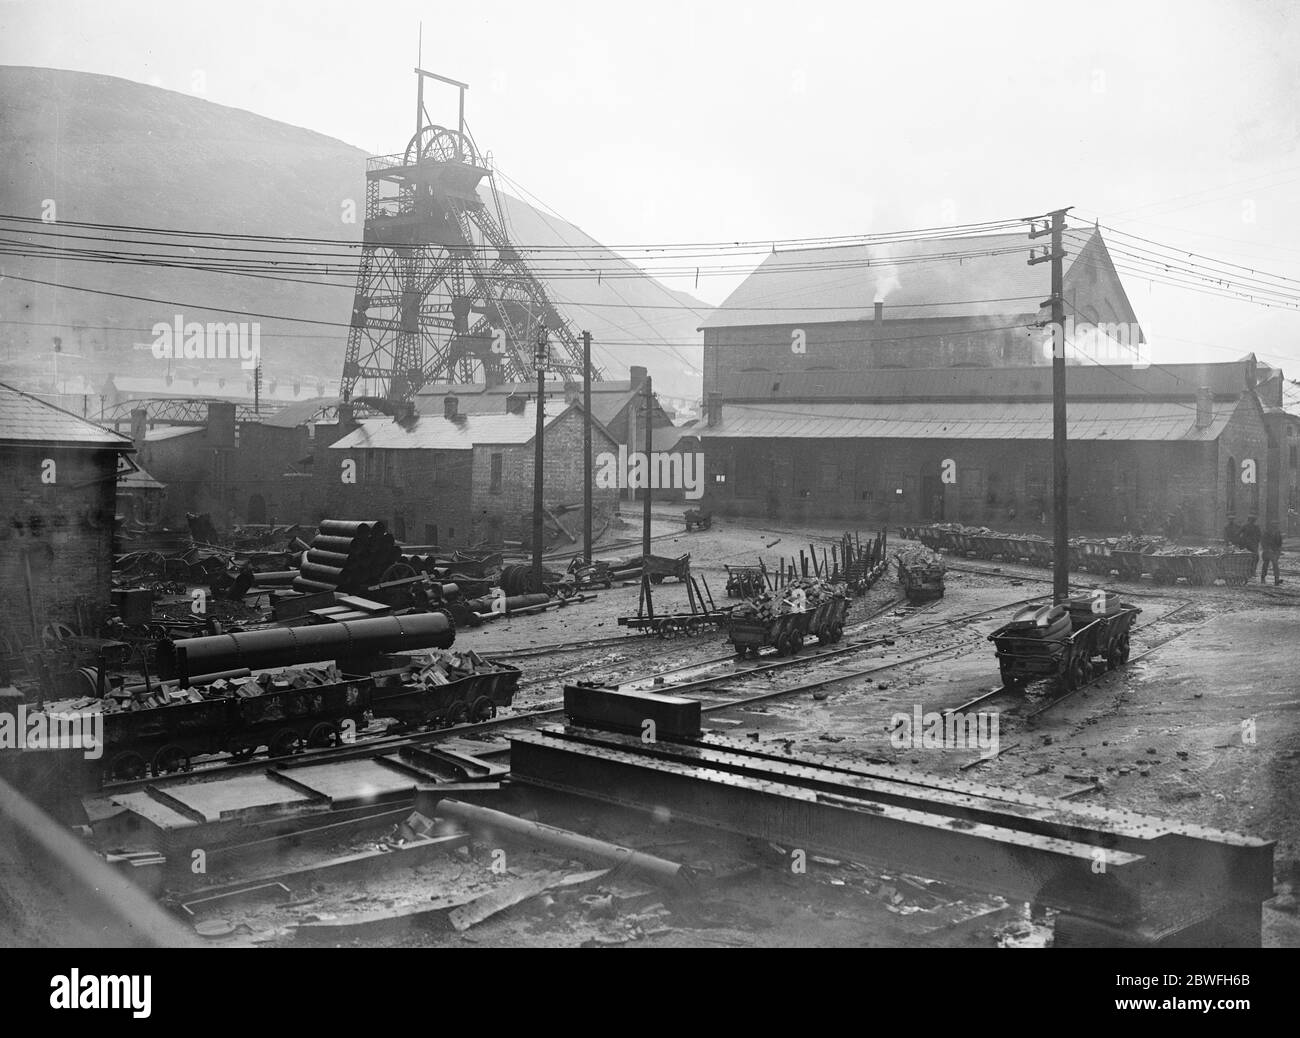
[0,66,707,402]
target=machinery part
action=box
[470,696,497,723]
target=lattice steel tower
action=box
[340,69,601,402]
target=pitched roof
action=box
[701,400,1233,443]
[328,400,591,452]
[414,380,671,430]
[719,358,1259,403]
[0,382,133,448]
[701,228,1103,330]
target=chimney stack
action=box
[706,392,723,428]
[130,408,147,451]
[505,393,526,416]
[1195,387,1214,429]
[444,395,459,421]
[874,300,884,324]
[630,365,648,388]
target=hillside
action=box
[0,66,708,402]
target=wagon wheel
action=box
[267,728,302,758]
[1065,654,1088,691]
[1117,633,1131,663]
[109,751,148,781]
[470,696,497,722]
[444,701,469,727]
[381,563,418,583]
[684,618,703,637]
[151,744,190,775]
[306,722,339,749]
[1106,640,1123,671]
[788,632,804,655]
[1000,670,1024,692]
[227,745,257,762]
[773,633,790,657]
[830,624,844,643]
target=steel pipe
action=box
[157,612,455,684]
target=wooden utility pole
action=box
[1029,208,1072,604]
[582,331,593,564]
[532,326,548,590]
[642,375,653,558]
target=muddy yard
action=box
[187,508,1300,948]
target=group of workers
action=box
[1224,514,1284,585]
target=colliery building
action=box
[322,395,619,547]
[700,227,1141,398]
[699,357,1286,537]
[0,383,132,642]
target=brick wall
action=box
[470,408,620,541]
[702,315,1045,399]
[702,428,1256,538]
[316,446,475,547]
[0,445,119,644]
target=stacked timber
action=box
[292,519,403,594]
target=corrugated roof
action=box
[720,359,1257,403]
[702,228,1100,330]
[0,381,133,448]
[701,400,1233,442]
[328,401,573,452]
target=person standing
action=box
[1261,521,1283,585]
[1224,514,1240,549]
[1239,515,1262,566]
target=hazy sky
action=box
[3,0,1300,371]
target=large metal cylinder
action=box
[157,613,455,684]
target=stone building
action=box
[322,396,620,548]
[701,227,1142,399]
[699,358,1280,538]
[0,382,132,644]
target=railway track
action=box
[98,590,1047,795]
[943,597,1202,719]
[97,573,1198,798]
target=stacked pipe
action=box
[291,519,403,594]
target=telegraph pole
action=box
[1029,207,1072,604]
[642,374,653,558]
[532,326,548,590]
[582,331,593,564]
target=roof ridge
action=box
[0,380,132,444]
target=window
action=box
[490,452,503,493]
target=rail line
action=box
[98,591,1031,794]
[942,598,1201,719]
